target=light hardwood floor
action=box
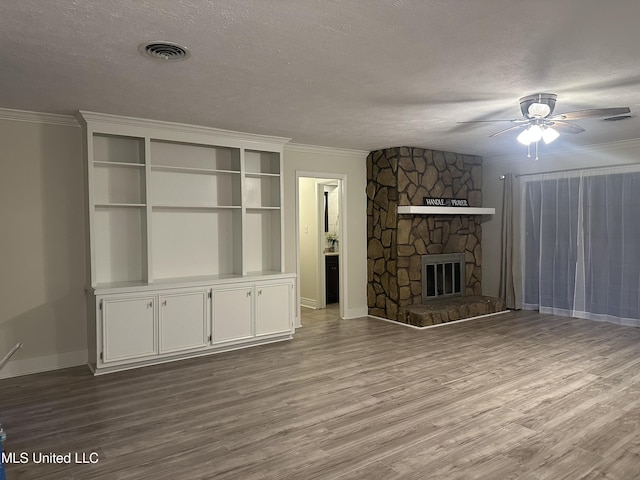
[2,308,640,479]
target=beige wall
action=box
[0,117,86,378]
[283,145,369,319]
[482,140,640,297]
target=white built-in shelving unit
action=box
[79,111,295,374]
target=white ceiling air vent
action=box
[138,41,191,61]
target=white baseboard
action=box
[300,297,318,309]
[368,310,511,329]
[342,306,369,319]
[0,349,87,379]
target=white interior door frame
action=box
[295,171,347,325]
[316,181,327,310]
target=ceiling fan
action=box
[461,93,631,160]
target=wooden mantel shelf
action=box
[397,206,495,215]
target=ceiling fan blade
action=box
[548,121,586,134]
[457,119,526,124]
[489,124,526,137]
[549,107,630,121]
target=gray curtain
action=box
[498,174,522,309]
[523,169,640,326]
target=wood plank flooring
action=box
[3,307,640,479]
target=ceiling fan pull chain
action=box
[535,141,539,161]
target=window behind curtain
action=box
[523,169,640,327]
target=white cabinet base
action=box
[256,282,294,336]
[159,291,209,354]
[102,296,157,363]
[212,286,253,343]
[89,274,295,375]
[90,333,292,375]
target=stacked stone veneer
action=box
[367,147,484,321]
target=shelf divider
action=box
[94,161,146,168]
[94,203,147,208]
[150,165,241,175]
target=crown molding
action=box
[285,143,369,158]
[0,108,80,127]
[78,111,291,146]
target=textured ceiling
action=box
[1,0,639,158]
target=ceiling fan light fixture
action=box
[528,124,543,143]
[528,102,551,118]
[519,93,557,118]
[466,92,630,161]
[542,126,560,144]
[517,128,533,145]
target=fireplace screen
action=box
[422,253,465,301]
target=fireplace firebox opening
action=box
[422,253,465,302]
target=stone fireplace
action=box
[367,147,490,323]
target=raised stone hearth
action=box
[402,296,506,327]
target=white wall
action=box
[482,139,640,297]
[0,115,87,378]
[299,177,320,307]
[283,145,369,319]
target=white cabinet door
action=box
[159,291,209,354]
[102,296,157,363]
[212,285,253,343]
[255,282,293,336]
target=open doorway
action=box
[296,172,346,325]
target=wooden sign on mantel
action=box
[423,197,470,207]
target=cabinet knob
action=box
[246,291,251,297]
[148,301,153,308]
[258,289,262,295]
[162,300,167,306]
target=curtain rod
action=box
[499,163,640,179]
